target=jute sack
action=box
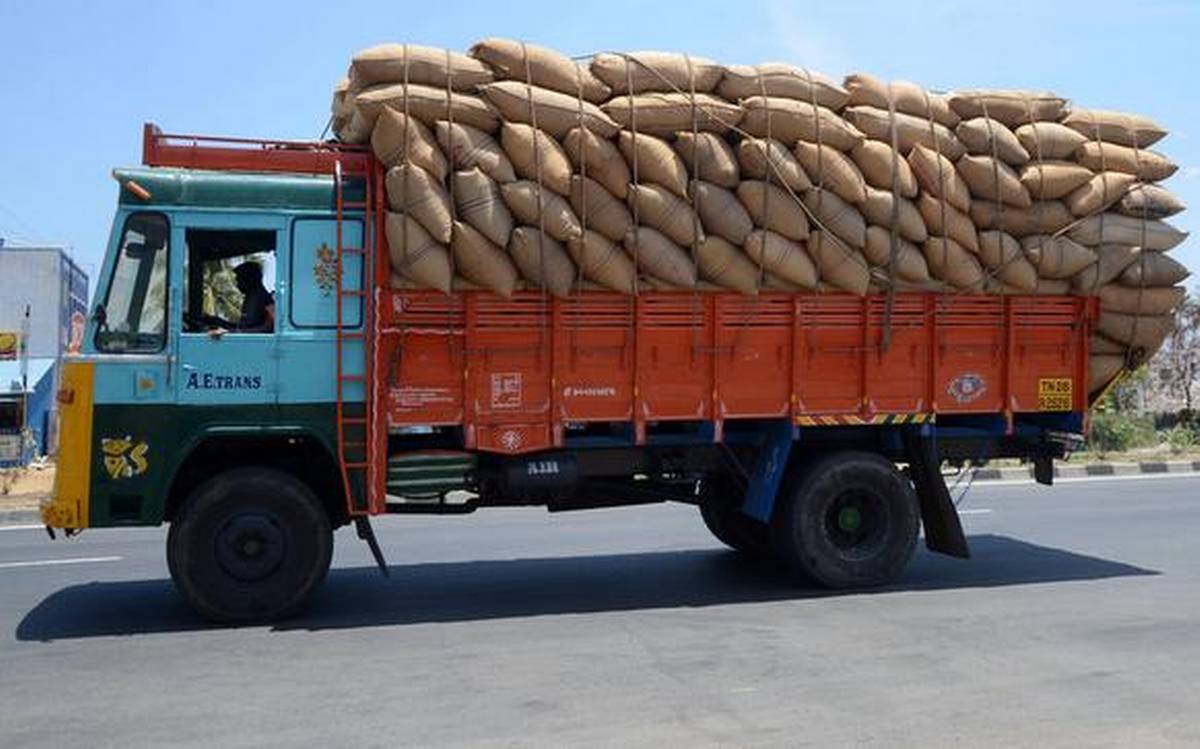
[1089,355,1125,394]
[350,44,495,89]
[390,273,492,293]
[842,106,966,160]
[1117,184,1186,219]
[947,90,1067,126]
[1097,284,1185,316]
[562,127,630,199]
[386,212,453,293]
[1096,311,1176,352]
[469,38,611,103]
[956,118,1030,165]
[970,200,1074,236]
[737,138,810,192]
[623,227,697,287]
[1015,123,1087,160]
[1091,334,1126,355]
[741,97,865,151]
[450,220,520,297]
[435,121,516,183]
[332,77,352,134]
[602,93,742,135]
[508,226,577,297]
[500,123,573,196]
[977,230,1038,291]
[1075,142,1178,181]
[675,132,740,188]
[761,271,807,291]
[1067,214,1188,251]
[1118,251,1191,287]
[618,131,690,197]
[849,141,918,198]
[908,145,972,212]
[956,155,1033,207]
[386,164,454,243]
[590,51,724,95]
[500,181,583,242]
[1020,235,1097,278]
[743,230,818,288]
[452,168,514,247]
[696,235,761,294]
[1065,172,1138,217]
[479,81,619,137]
[844,73,960,128]
[570,176,633,242]
[916,192,979,252]
[1062,108,1167,149]
[1018,161,1094,200]
[372,109,449,179]
[859,188,927,243]
[691,181,754,245]
[627,183,703,246]
[923,236,985,289]
[807,230,871,295]
[355,83,500,133]
[802,188,867,248]
[737,181,810,241]
[794,141,868,204]
[566,230,637,294]
[1071,244,1142,293]
[862,226,931,283]
[719,63,849,109]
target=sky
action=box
[0,0,1196,294]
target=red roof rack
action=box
[141,122,373,175]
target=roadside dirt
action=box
[0,464,55,511]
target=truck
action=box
[40,124,1096,623]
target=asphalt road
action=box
[2,474,1199,747]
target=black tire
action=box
[770,451,919,589]
[698,475,772,557]
[167,466,333,624]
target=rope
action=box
[626,59,640,295]
[881,81,902,349]
[444,47,458,289]
[521,41,550,337]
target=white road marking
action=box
[977,472,1200,488]
[0,556,122,570]
[958,508,993,515]
[0,524,46,532]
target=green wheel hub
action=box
[837,506,863,533]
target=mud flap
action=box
[904,430,970,559]
[355,517,390,577]
[739,420,795,524]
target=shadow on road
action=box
[16,534,1157,641]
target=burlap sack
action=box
[356,83,500,133]
[1075,142,1178,181]
[1071,244,1142,293]
[1018,161,1094,200]
[602,93,742,135]
[947,90,1067,126]
[802,188,867,248]
[350,44,494,89]
[508,226,577,297]
[1062,108,1167,149]
[469,38,610,103]
[618,131,690,197]
[1117,184,1186,219]
[500,122,573,195]
[737,181,810,241]
[956,155,1033,208]
[1065,172,1138,217]
[970,200,1074,236]
[1089,354,1125,394]
[479,81,619,137]
[923,236,985,289]
[1067,213,1188,251]
[956,118,1030,165]
[332,77,352,134]
[916,192,979,252]
[977,230,1037,291]
[737,138,810,192]
[563,127,630,199]
[741,97,865,151]
[807,230,871,295]
[627,183,703,246]
[862,226,931,283]
[435,121,516,183]
[1097,284,1185,316]
[386,164,453,243]
[1118,251,1191,287]
[372,109,449,179]
[1096,311,1176,352]
[1021,235,1097,278]
[450,220,520,297]
[908,145,971,212]
[1032,278,1072,295]
[692,181,754,245]
[844,73,959,128]
[452,168,514,247]
[500,181,583,242]
[566,230,637,293]
[570,176,633,242]
[591,51,724,94]
[696,235,761,294]
[1091,335,1126,355]
[794,141,868,204]
[386,212,452,293]
[860,188,927,243]
[623,227,697,287]
[849,141,918,198]
[1014,123,1088,160]
[743,230,818,288]
[389,273,493,293]
[719,63,849,109]
[675,132,740,188]
[842,106,966,160]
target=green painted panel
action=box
[114,167,366,212]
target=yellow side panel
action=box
[42,361,94,529]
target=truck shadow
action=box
[16,533,1157,641]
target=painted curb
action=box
[970,460,1200,482]
[0,509,40,526]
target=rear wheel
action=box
[167,466,333,624]
[698,475,772,557]
[771,451,918,588]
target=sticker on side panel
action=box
[490,373,523,409]
[1037,378,1073,411]
[946,373,987,404]
[101,437,149,480]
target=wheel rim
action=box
[823,489,889,560]
[214,511,288,583]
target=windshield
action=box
[95,212,169,353]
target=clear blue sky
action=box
[1,0,1195,291]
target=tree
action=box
[1147,288,1199,418]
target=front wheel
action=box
[167,466,333,624]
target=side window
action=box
[95,212,169,353]
[182,229,277,335]
[289,218,363,329]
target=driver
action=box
[203,261,275,336]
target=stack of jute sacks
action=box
[328,40,1190,397]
